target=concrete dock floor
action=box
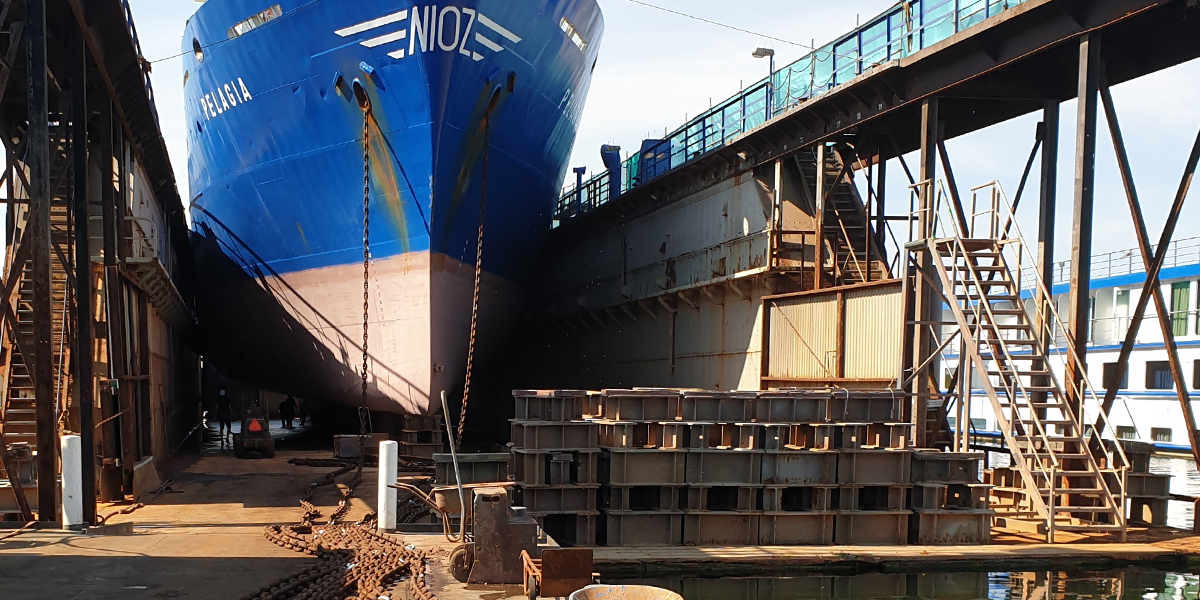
[3,450,1200,599]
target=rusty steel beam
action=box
[814,144,827,290]
[935,140,970,235]
[1097,76,1200,469]
[71,22,96,524]
[1065,32,1101,412]
[26,0,57,521]
[1034,102,1059,412]
[911,97,941,448]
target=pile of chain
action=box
[248,464,438,600]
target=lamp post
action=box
[753,47,776,121]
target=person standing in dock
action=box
[216,390,233,446]
[280,396,297,429]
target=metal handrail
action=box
[973,181,1130,473]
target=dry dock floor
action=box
[1,451,1199,599]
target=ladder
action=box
[793,144,890,286]
[0,123,75,491]
[905,181,1129,540]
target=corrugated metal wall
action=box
[764,281,901,386]
[767,294,838,380]
[844,283,902,380]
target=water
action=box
[619,570,1199,600]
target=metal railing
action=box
[554,0,1032,226]
[911,179,1128,534]
[1019,236,1200,290]
[120,0,161,130]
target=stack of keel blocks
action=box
[511,390,599,546]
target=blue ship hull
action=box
[184,0,603,414]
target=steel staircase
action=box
[793,145,889,286]
[906,181,1129,541]
[1,124,74,485]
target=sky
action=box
[128,0,1200,263]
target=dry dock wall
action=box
[521,164,816,392]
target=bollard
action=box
[377,440,399,531]
[61,435,83,530]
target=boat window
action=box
[193,38,204,63]
[1152,428,1173,443]
[1193,360,1200,389]
[1171,282,1190,336]
[1146,361,1173,390]
[1102,363,1128,390]
[560,17,587,52]
[227,5,283,40]
[1116,426,1138,440]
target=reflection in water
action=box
[620,571,1198,600]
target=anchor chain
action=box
[458,117,490,450]
[358,106,372,464]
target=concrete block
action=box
[836,450,912,485]
[909,508,992,544]
[761,451,837,485]
[517,485,599,513]
[683,512,759,545]
[684,486,757,512]
[601,485,683,512]
[685,450,764,485]
[753,391,828,423]
[513,390,587,422]
[598,421,685,449]
[602,510,683,546]
[762,486,834,512]
[758,512,835,545]
[510,421,598,450]
[433,452,509,486]
[601,390,680,421]
[685,423,763,450]
[911,451,984,483]
[835,485,909,511]
[602,449,687,485]
[512,450,599,485]
[680,391,755,422]
[833,511,911,545]
[132,457,162,502]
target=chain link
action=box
[358,108,372,464]
[458,118,490,450]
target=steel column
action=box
[814,144,827,290]
[1066,33,1101,410]
[1034,102,1059,411]
[27,0,57,521]
[912,97,941,448]
[95,100,121,501]
[1098,78,1200,468]
[70,24,95,523]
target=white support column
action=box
[377,440,399,531]
[61,435,82,530]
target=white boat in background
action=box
[944,235,1200,453]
